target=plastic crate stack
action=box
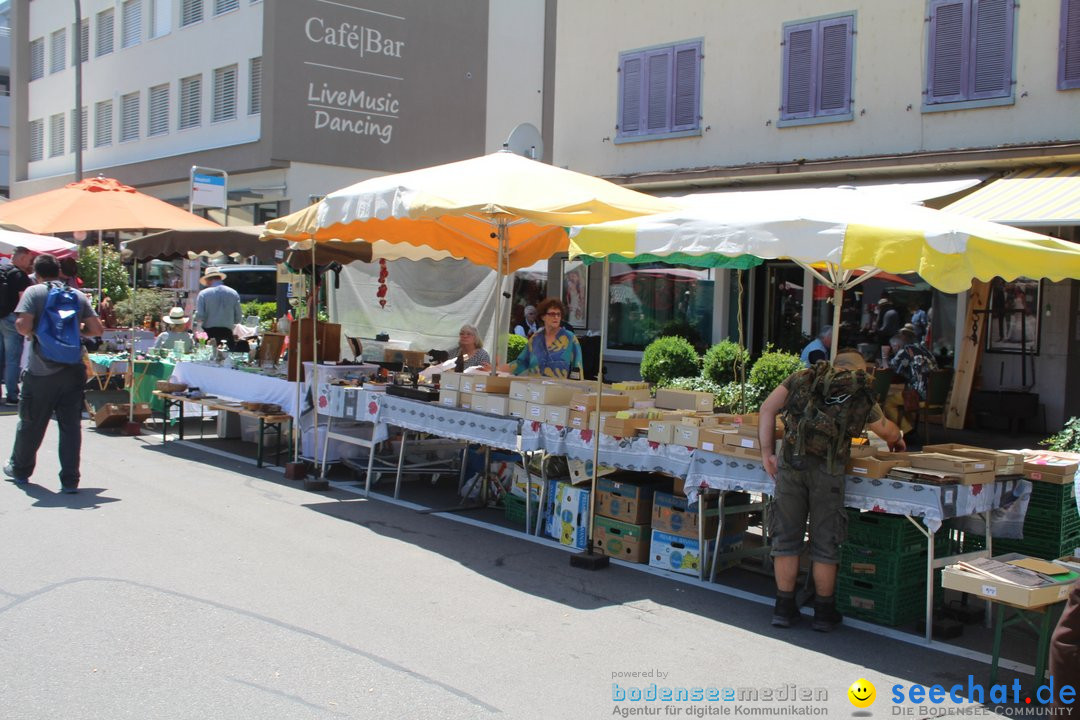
[992,481,1080,559]
[838,510,947,626]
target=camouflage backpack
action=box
[781,361,876,474]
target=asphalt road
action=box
[0,417,1039,719]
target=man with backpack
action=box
[758,350,906,632]
[0,247,34,405]
[4,254,103,494]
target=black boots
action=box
[812,595,843,632]
[771,592,800,628]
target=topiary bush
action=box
[748,347,802,394]
[715,381,767,414]
[506,333,527,363]
[640,336,700,387]
[702,340,750,385]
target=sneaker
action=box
[812,600,843,632]
[59,486,79,494]
[3,463,28,485]
[771,595,801,628]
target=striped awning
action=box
[944,166,1080,226]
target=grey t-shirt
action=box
[16,282,97,376]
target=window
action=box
[29,120,44,162]
[181,0,203,27]
[179,74,201,128]
[1061,0,1080,89]
[122,0,142,48]
[214,0,239,14]
[781,15,854,122]
[29,38,44,81]
[926,0,1015,106]
[71,107,87,151]
[94,100,113,147]
[96,9,115,57]
[120,92,140,141]
[50,28,66,74]
[49,113,65,157]
[248,56,262,114]
[76,18,89,64]
[149,83,169,136]
[150,0,172,38]
[617,41,701,140]
[606,263,714,351]
[212,64,237,122]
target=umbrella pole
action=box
[829,285,843,361]
[493,218,507,370]
[96,230,103,302]
[571,257,610,571]
[123,257,140,434]
[307,243,327,491]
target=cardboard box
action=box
[889,465,995,486]
[942,559,1078,608]
[655,388,714,412]
[459,375,477,393]
[849,442,876,459]
[679,414,723,428]
[593,516,650,563]
[1020,452,1080,483]
[470,375,513,394]
[457,392,475,410]
[567,458,616,485]
[527,382,576,405]
[653,491,719,538]
[545,481,591,550]
[673,424,700,447]
[483,395,509,416]
[724,433,761,450]
[922,443,1021,475]
[647,420,677,444]
[595,474,667,524]
[649,530,715,576]
[509,379,531,401]
[94,402,152,429]
[467,393,485,412]
[697,428,737,453]
[846,453,905,479]
[508,399,527,419]
[525,402,546,422]
[439,372,461,391]
[545,405,570,427]
[438,389,459,408]
[508,465,543,500]
[568,410,588,429]
[719,444,763,461]
[908,452,994,475]
[570,391,632,414]
[715,413,760,427]
[601,416,651,437]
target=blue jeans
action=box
[0,314,23,399]
[9,365,86,488]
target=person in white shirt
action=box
[153,307,194,354]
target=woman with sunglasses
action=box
[497,297,583,379]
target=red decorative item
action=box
[580,429,593,443]
[368,401,378,415]
[376,259,389,309]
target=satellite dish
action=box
[504,123,545,160]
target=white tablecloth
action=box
[171,362,298,418]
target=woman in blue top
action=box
[498,297,583,379]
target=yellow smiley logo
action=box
[847,678,876,708]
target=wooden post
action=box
[946,280,989,430]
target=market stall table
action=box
[153,391,290,467]
[87,354,175,411]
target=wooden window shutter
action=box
[970,0,1014,99]
[671,42,700,131]
[1063,0,1080,89]
[782,23,815,119]
[619,53,644,135]
[927,0,969,103]
[645,47,673,132]
[818,16,853,115]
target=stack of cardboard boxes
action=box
[648,490,751,576]
[592,473,668,562]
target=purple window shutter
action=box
[1059,0,1080,89]
[671,42,700,131]
[645,47,673,132]
[782,23,816,119]
[619,53,644,135]
[927,0,969,103]
[818,16,854,115]
[970,0,1014,99]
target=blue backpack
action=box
[36,282,83,365]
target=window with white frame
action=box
[780,15,854,122]
[1061,0,1080,90]
[120,92,140,142]
[121,0,143,48]
[28,120,44,162]
[71,107,87,151]
[49,113,65,157]
[96,9,115,57]
[179,74,201,128]
[248,57,262,114]
[150,0,172,38]
[617,40,701,140]
[76,18,89,64]
[925,0,1015,106]
[94,100,113,147]
[181,0,203,27]
[212,64,237,122]
[50,28,66,74]
[606,262,715,351]
[148,83,169,136]
[29,38,44,81]
[214,0,239,14]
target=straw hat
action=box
[161,307,189,325]
[199,266,226,285]
[833,351,872,371]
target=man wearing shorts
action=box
[758,351,905,631]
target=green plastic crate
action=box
[845,509,945,554]
[838,574,944,627]
[503,493,539,526]
[840,545,931,586]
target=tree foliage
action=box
[76,244,131,303]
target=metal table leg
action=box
[257,417,265,468]
[394,430,408,499]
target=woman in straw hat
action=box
[153,307,194,354]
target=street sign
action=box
[190,167,228,209]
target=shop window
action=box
[616,40,701,142]
[925,0,1015,108]
[606,262,714,352]
[780,15,854,123]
